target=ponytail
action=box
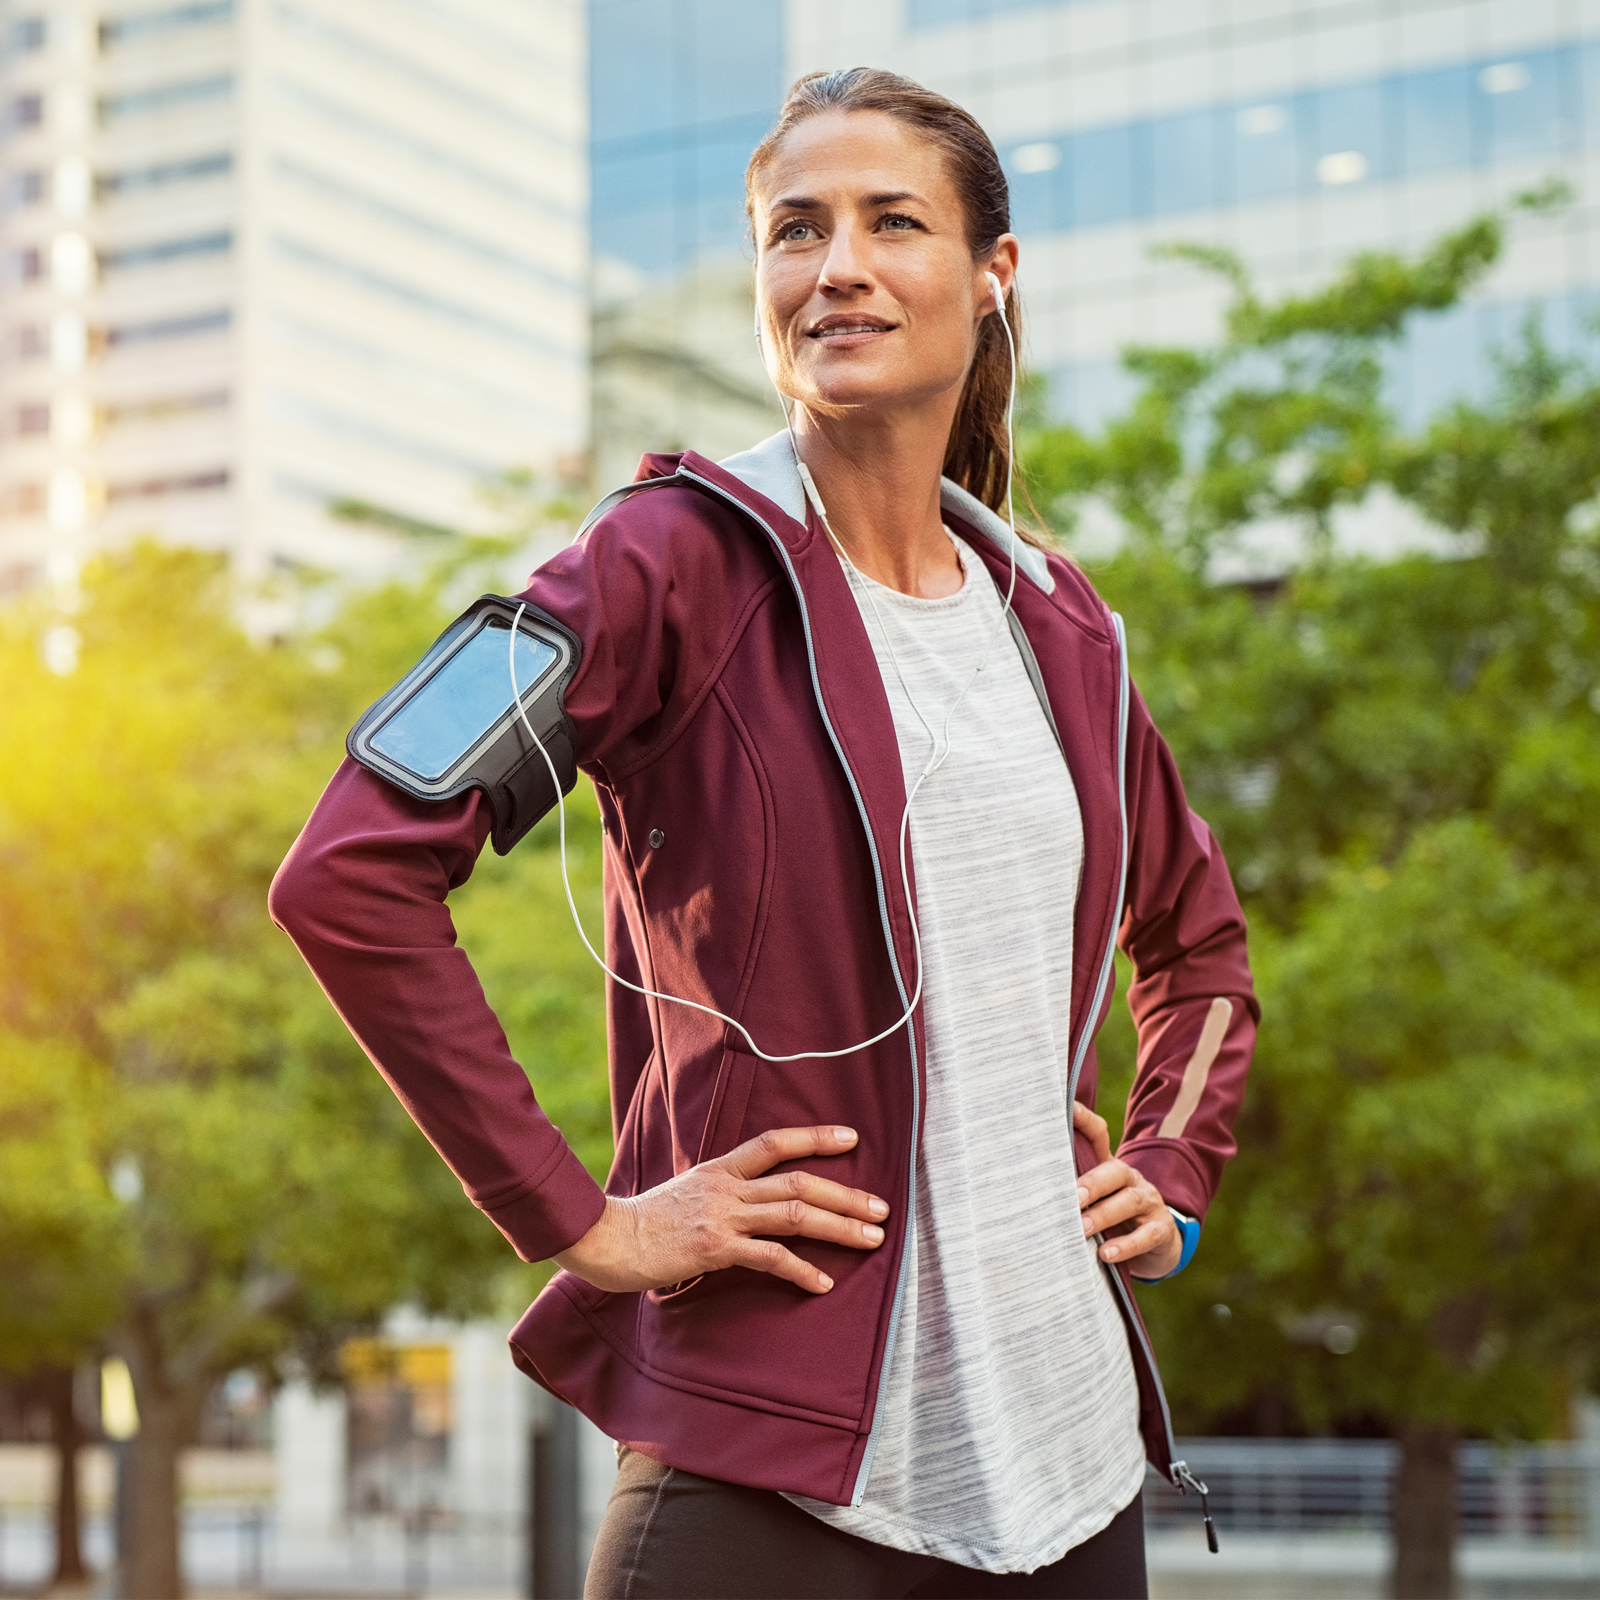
[943,289,1023,513]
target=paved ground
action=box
[13,1535,1600,1599]
[1148,1529,1600,1599]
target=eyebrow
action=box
[767,189,927,211]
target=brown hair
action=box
[745,67,1022,518]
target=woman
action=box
[272,68,1255,1600]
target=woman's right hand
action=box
[553,1125,890,1295]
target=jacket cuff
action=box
[480,1142,608,1263]
[1116,1138,1210,1224]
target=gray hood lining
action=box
[718,431,1055,595]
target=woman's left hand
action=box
[1072,1102,1181,1281]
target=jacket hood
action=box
[714,431,1057,596]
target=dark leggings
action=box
[584,1447,1148,1600]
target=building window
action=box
[5,16,46,55]
[3,482,45,514]
[0,563,41,598]
[589,0,784,275]
[12,325,47,359]
[1000,41,1592,238]
[105,308,230,346]
[99,73,234,121]
[8,92,44,131]
[104,389,229,426]
[99,1,234,49]
[15,403,50,435]
[3,170,45,210]
[100,151,232,197]
[7,246,42,283]
[100,229,233,272]
[908,0,1074,22]
[105,467,230,501]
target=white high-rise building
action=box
[0,0,586,594]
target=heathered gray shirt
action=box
[791,533,1146,1573]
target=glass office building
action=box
[588,0,786,489]
[590,0,1600,492]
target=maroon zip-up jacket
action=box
[270,435,1257,1509]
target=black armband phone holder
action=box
[347,595,582,855]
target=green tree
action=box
[0,1036,126,1584]
[1029,193,1600,1597]
[0,539,611,1597]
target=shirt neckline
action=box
[838,528,977,613]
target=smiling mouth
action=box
[808,320,895,340]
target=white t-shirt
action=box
[791,532,1146,1573]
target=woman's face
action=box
[751,111,1017,422]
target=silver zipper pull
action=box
[1171,1461,1218,1553]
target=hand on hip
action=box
[1072,1101,1182,1280]
[554,1125,891,1295]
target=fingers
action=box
[730,1236,838,1295]
[1074,1156,1179,1273]
[615,1126,888,1297]
[1078,1160,1164,1238]
[720,1124,860,1180]
[568,1130,885,1296]
[742,1197,886,1251]
[1080,1181,1151,1237]
[736,1164,891,1266]
[740,1168,889,1224]
[1072,1100,1112,1168]
[1076,1157,1133,1208]
[1102,1214,1173,1268]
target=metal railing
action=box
[1145,1438,1600,1542]
[0,1502,527,1596]
[2,1439,1598,1594]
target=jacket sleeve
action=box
[269,763,606,1262]
[1113,682,1258,1225]
[268,502,716,1263]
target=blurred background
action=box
[2,2,1599,1598]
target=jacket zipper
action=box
[1101,1253,1217,1545]
[1065,611,1130,1112]
[674,468,919,1507]
[624,477,1207,1531]
[1072,614,1216,1547]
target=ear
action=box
[977,235,1021,316]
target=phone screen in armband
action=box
[347,595,582,855]
[370,624,557,780]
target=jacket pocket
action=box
[644,1047,757,1306]
[607,1048,660,1199]
[694,1044,758,1166]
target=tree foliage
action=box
[1026,193,1600,1590]
[0,532,611,1595]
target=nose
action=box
[817,222,873,296]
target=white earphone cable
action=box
[508,272,1021,1063]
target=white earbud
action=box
[984,270,1006,315]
